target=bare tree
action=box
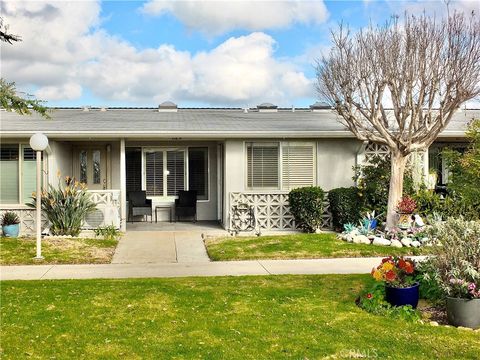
[0,17,21,44]
[316,12,480,228]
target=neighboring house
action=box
[1,101,478,234]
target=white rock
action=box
[421,237,430,243]
[411,240,421,248]
[430,321,439,326]
[345,233,355,242]
[401,237,413,247]
[353,235,371,244]
[391,240,403,248]
[373,237,391,246]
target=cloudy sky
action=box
[1,0,477,108]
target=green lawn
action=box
[205,233,434,261]
[1,275,477,359]
[0,236,118,265]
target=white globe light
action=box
[29,133,49,151]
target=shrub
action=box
[426,218,480,299]
[353,155,414,221]
[328,187,362,231]
[413,190,479,222]
[288,186,325,233]
[94,225,122,241]
[1,211,20,226]
[29,176,96,236]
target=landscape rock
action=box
[429,321,439,326]
[411,240,421,248]
[401,237,413,247]
[345,233,355,243]
[420,237,430,244]
[373,237,391,246]
[391,240,403,248]
[353,235,371,244]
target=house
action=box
[1,102,478,234]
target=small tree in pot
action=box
[427,218,480,329]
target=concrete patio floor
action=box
[0,257,427,281]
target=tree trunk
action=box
[386,150,408,229]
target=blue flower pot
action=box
[2,224,20,237]
[385,283,419,308]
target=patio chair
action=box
[127,191,152,223]
[174,190,197,222]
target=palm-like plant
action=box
[29,175,96,236]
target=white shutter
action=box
[247,142,279,188]
[282,143,315,190]
[167,150,185,196]
[145,151,164,196]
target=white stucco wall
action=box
[47,140,72,183]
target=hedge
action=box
[328,187,363,231]
[288,186,325,233]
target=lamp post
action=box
[29,133,48,260]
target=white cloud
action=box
[1,1,314,106]
[35,83,83,101]
[140,0,329,35]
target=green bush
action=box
[353,155,414,221]
[29,176,96,236]
[288,186,325,233]
[413,190,479,222]
[426,218,480,299]
[328,187,362,231]
[94,225,122,241]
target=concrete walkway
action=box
[0,256,427,281]
[112,230,211,264]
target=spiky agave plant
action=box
[29,175,96,236]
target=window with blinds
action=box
[0,144,43,204]
[145,151,164,196]
[167,150,185,196]
[246,142,279,189]
[282,143,315,190]
[0,145,19,203]
[188,147,208,200]
[145,150,185,197]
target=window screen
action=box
[0,145,19,203]
[188,147,208,200]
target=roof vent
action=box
[310,101,332,111]
[257,102,278,113]
[82,106,90,112]
[100,107,107,112]
[158,101,178,112]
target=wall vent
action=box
[158,101,178,112]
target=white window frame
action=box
[141,146,210,202]
[245,141,317,191]
[0,142,46,207]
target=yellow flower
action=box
[372,270,383,281]
[382,262,394,272]
[56,170,61,178]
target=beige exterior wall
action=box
[48,140,73,183]
[316,139,363,191]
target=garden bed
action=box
[0,236,118,265]
[205,233,434,261]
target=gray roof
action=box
[0,108,478,139]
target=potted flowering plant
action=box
[371,256,419,308]
[396,196,417,229]
[446,279,480,329]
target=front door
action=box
[73,147,107,190]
